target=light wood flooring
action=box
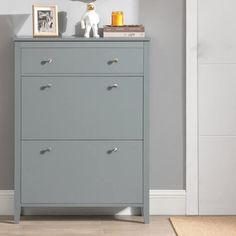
[0,216,176,236]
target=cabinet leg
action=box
[143,206,149,224]
[14,205,21,224]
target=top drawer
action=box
[21,46,144,75]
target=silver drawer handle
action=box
[40,147,52,155]
[107,147,118,154]
[107,84,118,90]
[108,58,119,65]
[40,84,52,90]
[41,58,53,65]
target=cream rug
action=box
[170,216,236,236]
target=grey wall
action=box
[0,15,29,190]
[0,0,186,190]
[140,0,186,189]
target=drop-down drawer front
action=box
[21,77,143,139]
[21,141,143,204]
[21,46,144,75]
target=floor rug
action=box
[170,216,236,236]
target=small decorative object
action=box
[112,11,124,27]
[81,3,100,38]
[103,25,145,38]
[32,4,59,37]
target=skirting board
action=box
[150,190,186,215]
[0,190,14,216]
[0,190,186,216]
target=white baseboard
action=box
[150,190,186,215]
[0,190,186,216]
[0,190,14,215]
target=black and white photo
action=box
[33,4,58,36]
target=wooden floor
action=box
[0,216,176,236]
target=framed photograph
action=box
[32,4,59,37]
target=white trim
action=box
[0,190,186,216]
[150,190,186,215]
[186,0,199,215]
[0,190,14,215]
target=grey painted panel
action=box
[21,141,143,204]
[21,47,143,74]
[19,41,145,47]
[15,37,150,43]
[14,42,21,223]
[15,38,149,223]
[143,41,150,223]
[22,77,143,139]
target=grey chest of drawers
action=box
[14,37,150,224]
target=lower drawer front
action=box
[21,141,143,204]
[22,77,143,139]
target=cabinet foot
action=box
[142,206,149,224]
[14,206,21,224]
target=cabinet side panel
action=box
[143,41,150,223]
[14,42,21,223]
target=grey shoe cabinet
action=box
[14,37,150,223]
